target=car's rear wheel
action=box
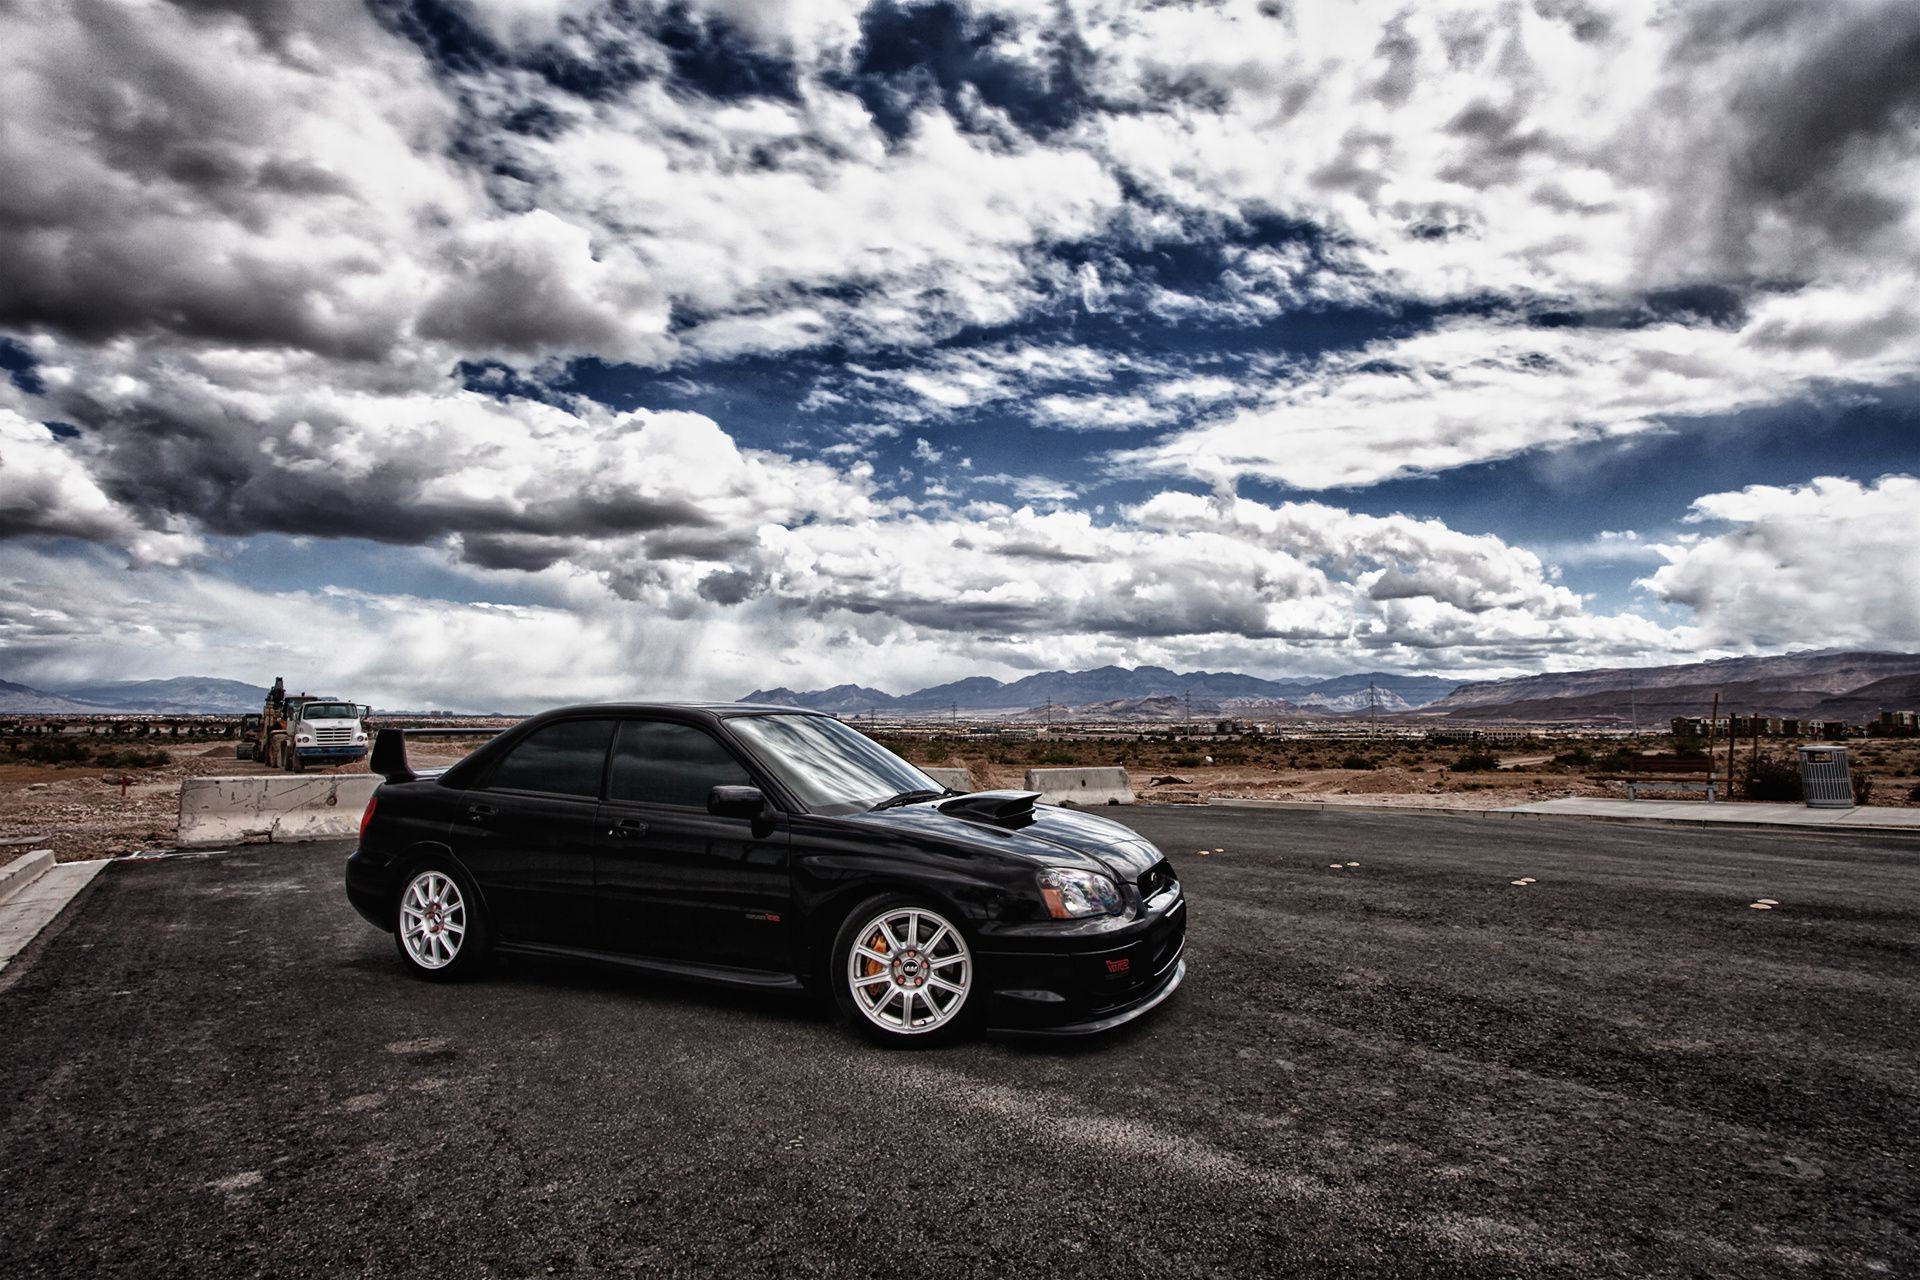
[832,895,975,1045]
[394,861,489,982]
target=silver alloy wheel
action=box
[846,906,971,1035]
[399,870,466,970]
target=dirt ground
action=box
[1,732,1915,866]
[0,747,321,865]
[955,759,1612,809]
[899,734,1920,814]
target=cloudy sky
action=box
[1,0,1917,709]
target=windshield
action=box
[298,702,358,720]
[727,714,941,815]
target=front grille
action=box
[314,726,354,745]
[1138,860,1176,902]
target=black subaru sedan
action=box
[345,704,1186,1044]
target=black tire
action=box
[392,857,491,982]
[830,892,977,1047]
[235,742,253,761]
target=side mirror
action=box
[708,785,767,819]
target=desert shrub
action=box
[1908,781,1920,803]
[1450,753,1500,773]
[19,739,91,765]
[1852,774,1874,807]
[1552,747,1594,767]
[1338,753,1376,770]
[95,748,170,769]
[1171,755,1203,768]
[1741,756,1803,802]
[923,743,952,764]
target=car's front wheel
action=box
[832,895,975,1045]
[394,860,489,981]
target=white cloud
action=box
[1641,475,1920,650]
[3,0,1918,692]
[1113,283,1920,489]
[0,410,202,566]
[0,480,1698,702]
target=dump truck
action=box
[235,676,370,772]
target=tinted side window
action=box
[483,719,615,798]
[608,721,752,808]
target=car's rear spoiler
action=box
[371,727,506,783]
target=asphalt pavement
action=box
[1,809,1915,1278]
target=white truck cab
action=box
[288,699,370,770]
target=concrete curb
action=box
[0,848,55,906]
[1203,797,1920,839]
[0,855,110,975]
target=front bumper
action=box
[297,745,367,762]
[975,890,1188,1035]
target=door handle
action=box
[609,818,648,840]
[464,803,496,825]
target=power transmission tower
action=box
[1368,680,1378,740]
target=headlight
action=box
[295,733,314,744]
[1036,868,1124,919]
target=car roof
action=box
[531,701,826,718]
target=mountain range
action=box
[742,666,1459,717]
[0,677,267,715]
[3,650,1916,722]
[748,651,1920,723]
[1426,650,1920,722]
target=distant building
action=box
[1673,715,1851,740]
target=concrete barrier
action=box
[922,766,973,792]
[1025,767,1135,807]
[178,775,380,849]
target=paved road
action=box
[1,811,1915,1278]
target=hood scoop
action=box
[936,789,1041,828]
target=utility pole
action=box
[1368,680,1378,741]
[1706,691,1720,802]
[1727,709,1739,800]
[1628,671,1638,736]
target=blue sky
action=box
[0,0,1916,709]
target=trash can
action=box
[1797,745,1853,808]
